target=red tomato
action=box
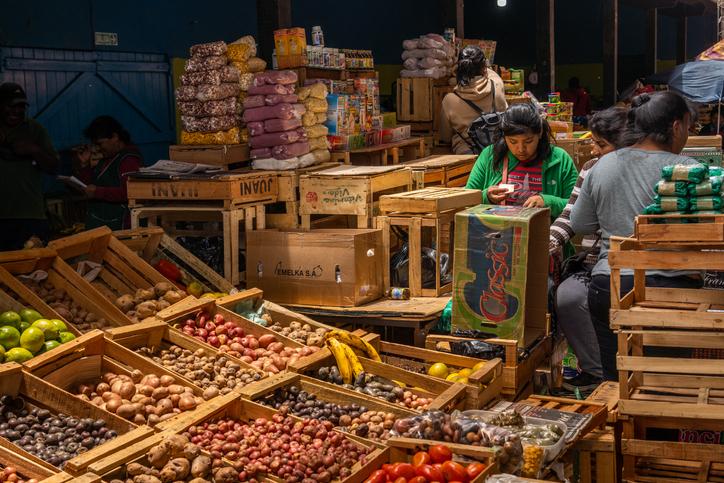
[408,477,427,483]
[412,451,432,468]
[441,461,468,483]
[393,478,407,483]
[429,445,453,464]
[366,470,388,483]
[382,465,394,475]
[391,463,417,480]
[465,463,487,480]
[416,464,444,482]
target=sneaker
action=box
[562,372,602,393]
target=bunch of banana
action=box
[324,329,381,362]
[325,338,364,384]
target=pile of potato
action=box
[109,434,238,483]
[347,411,397,441]
[76,370,203,427]
[114,282,185,322]
[20,278,113,332]
[268,321,327,347]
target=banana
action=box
[325,329,382,362]
[325,338,354,384]
[339,341,364,379]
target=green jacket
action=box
[465,145,578,219]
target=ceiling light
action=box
[497,0,507,6]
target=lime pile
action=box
[0,309,75,363]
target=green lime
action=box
[58,332,76,344]
[0,326,20,350]
[19,327,44,353]
[19,308,42,323]
[18,321,30,333]
[4,347,33,363]
[50,319,67,333]
[0,312,21,330]
[42,340,61,353]
[0,346,5,360]
[30,319,58,341]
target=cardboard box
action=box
[168,144,250,166]
[246,229,384,307]
[380,125,411,144]
[554,138,595,171]
[452,205,549,346]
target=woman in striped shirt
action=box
[550,107,629,392]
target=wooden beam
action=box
[256,0,292,63]
[438,0,465,40]
[676,15,688,64]
[603,0,619,105]
[645,8,658,73]
[536,0,555,94]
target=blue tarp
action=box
[645,60,724,104]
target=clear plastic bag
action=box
[272,141,310,160]
[247,121,264,136]
[402,39,420,50]
[239,73,254,91]
[305,124,328,138]
[249,130,301,149]
[175,85,197,101]
[390,243,451,289]
[181,115,237,133]
[252,70,298,86]
[194,83,239,101]
[185,55,227,73]
[298,83,329,100]
[243,95,266,109]
[178,98,237,117]
[227,43,254,62]
[264,117,302,133]
[308,136,329,151]
[181,66,240,86]
[247,57,267,73]
[242,103,296,122]
[301,111,317,127]
[304,97,328,113]
[189,40,227,57]
[311,148,331,163]
[180,127,240,145]
[265,94,299,106]
[250,147,272,159]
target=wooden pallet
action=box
[330,137,427,166]
[404,154,478,189]
[113,227,234,294]
[426,332,553,400]
[20,330,209,431]
[289,341,468,413]
[47,227,176,307]
[634,214,724,244]
[0,363,152,477]
[364,332,503,410]
[299,165,413,229]
[127,169,277,209]
[168,143,251,170]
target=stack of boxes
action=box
[645,164,723,216]
[544,92,574,140]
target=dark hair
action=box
[83,116,131,144]
[568,77,580,89]
[456,46,487,87]
[589,106,630,149]
[625,91,695,147]
[493,104,552,168]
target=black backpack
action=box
[453,81,503,154]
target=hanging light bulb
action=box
[497,0,507,6]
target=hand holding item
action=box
[487,186,510,204]
[85,184,97,197]
[523,194,545,208]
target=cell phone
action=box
[498,184,516,193]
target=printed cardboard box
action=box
[452,205,549,346]
[246,229,384,307]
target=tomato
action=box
[416,464,444,482]
[393,478,407,483]
[366,470,388,483]
[429,445,453,464]
[390,463,417,480]
[441,461,468,483]
[465,463,487,480]
[408,477,427,483]
[382,465,394,475]
[412,451,432,468]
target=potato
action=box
[178,394,197,411]
[160,375,175,387]
[119,381,136,400]
[135,288,155,302]
[133,477,161,483]
[115,294,135,312]
[258,334,276,349]
[116,403,137,419]
[190,455,211,478]
[152,386,169,401]
[154,282,174,297]
[156,398,174,415]
[147,445,170,470]
[163,290,184,304]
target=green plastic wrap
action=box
[432,298,453,333]
[661,163,709,183]
[688,176,723,196]
[655,180,689,197]
[711,166,723,177]
[690,196,723,211]
[654,195,690,212]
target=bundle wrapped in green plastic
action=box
[655,180,689,197]
[661,163,709,183]
[690,196,723,211]
[688,176,723,196]
[643,204,688,216]
[654,195,690,212]
[710,166,723,177]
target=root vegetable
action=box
[115,295,135,312]
[154,282,174,297]
[147,445,170,470]
[190,455,211,478]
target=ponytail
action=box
[625,91,695,148]
[456,45,487,87]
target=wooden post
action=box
[256,0,292,63]
[676,15,688,64]
[603,0,619,106]
[645,8,658,74]
[536,0,555,94]
[439,0,465,39]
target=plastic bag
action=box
[230,61,249,74]
[247,121,264,136]
[402,39,420,50]
[449,339,506,359]
[690,196,723,211]
[231,35,257,53]
[419,36,444,50]
[390,243,451,289]
[265,94,299,106]
[311,149,331,163]
[189,40,227,57]
[249,130,301,148]
[252,156,301,170]
[402,48,449,61]
[240,127,249,144]
[181,66,240,86]
[185,55,227,73]
[301,111,318,127]
[304,97,328,113]
[308,136,329,151]
[400,68,449,79]
[243,103,296,122]
[181,115,238,133]
[227,43,254,62]
[253,70,298,86]
[273,141,310,160]
[178,97,237,117]
[654,195,690,212]
[239,73,254,91]
[193,83,239,101]
[175,85,197,102]
[661,163,709,183]
[298,83,328,100]
[243,95,266,109]
[305,124,328,138]
[402,58,419,70]
[655,180,689,197]
[689,176,723,196]
[250,147,272,159]
[180,127,240,145]
[316,112,327,124]
[419,57,445,69]
[247,84,295,96]
[264,117,302,133]
[247,57,267,73]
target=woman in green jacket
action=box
[465,103,578,219]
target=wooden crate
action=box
[0,248,131,332]
[405,154,478,189]
[0,444,58,482]
[168,143,250,169]
[426,332,553,400]
[330,138,427,166]
[378,187,481,296]
[396,78,451,124]
[365,333,503,410]
[587,381,620,424]
[47,227,176,308]
[634,213,724,244]
[127,170,277,209]
[289,343,468,413]
[517,395,609,435]
[113,227,234,295]
[21,331,209,431]
[567,429,618,483]
[299,165,413,229]
[0,363,152,476]
[105,318,266,392]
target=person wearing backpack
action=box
[465,104,578,220]
[439,45,507,154]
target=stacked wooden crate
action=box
[608,214,724,482]
[396,78,453,143]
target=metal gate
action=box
[0,47,175,163]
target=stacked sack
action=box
[644,164,723,215]
[226,36,267,143]
[400,33,454,79]
[177,41,240,145]
[298,82,331,164]
[244,70,311,170]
